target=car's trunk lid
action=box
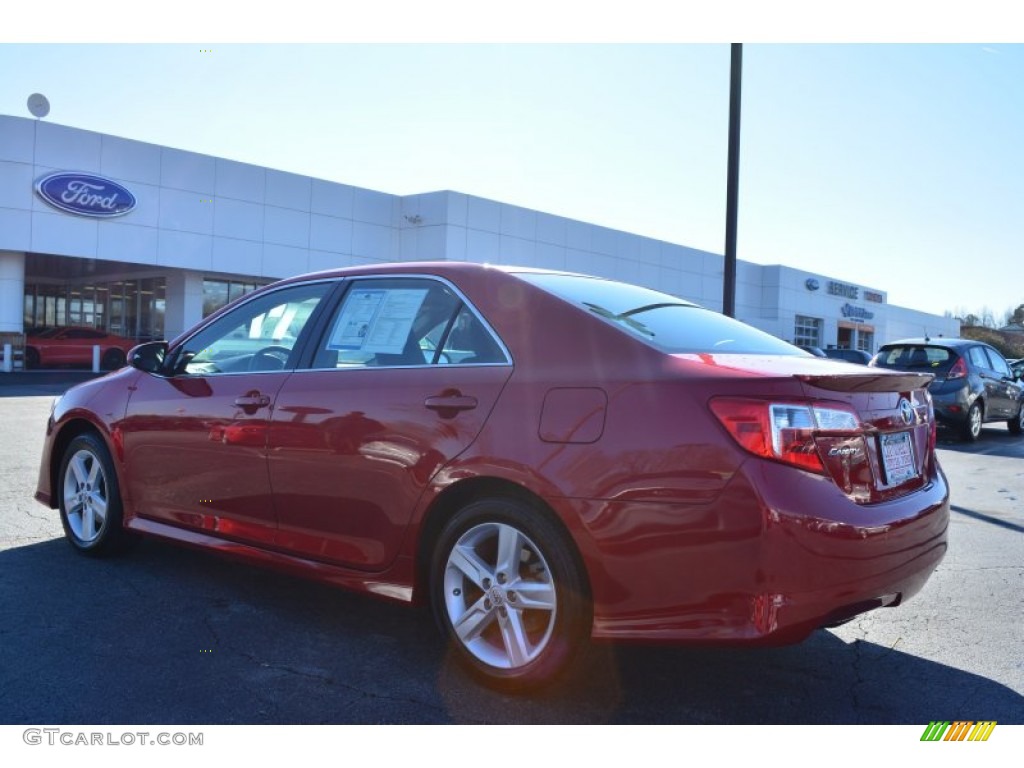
[678,354,937,504]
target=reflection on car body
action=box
[36,262,950,690]
[25,326,136,370]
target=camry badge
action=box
[898,398,914,426]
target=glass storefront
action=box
[23,278,166,341]
[202,278,264,318]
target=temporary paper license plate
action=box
[880,431,917,485]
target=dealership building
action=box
[0,113,958,357]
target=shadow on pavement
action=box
[937,427,1024,459]
[1,536,1021,725]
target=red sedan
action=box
[35,263,949,689]
[25,327,135,370]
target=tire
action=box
[58,433,133,556]
[24,347,39,370]
[101,348,126,370]
[1009,404,1024,436]
[961,400,983,442]
[430,497,590,691]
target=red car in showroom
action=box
[35,262,949,689]
[25,326,135,370]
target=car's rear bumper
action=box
[930,387,972,429]
[570,457,949,644]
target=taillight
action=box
[709,398,860,474]
[926,391,937,453]
[947,357,968,379]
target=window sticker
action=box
[327,288,429,354]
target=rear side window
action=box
[313,277,510,368]
[874,345,955,372]
[968,346,990,370]
[518,272,803,355]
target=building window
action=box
[203,279,264,318]
[23,277,165,341]
[793,315,822,348]
[857,330,874,353]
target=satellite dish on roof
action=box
[27,93,50,119]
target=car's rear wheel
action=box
[58,433,133,556]
[1009,404,1024,436]
[431,497,589,691]
[24,347,39,370]
[962,400,983,442]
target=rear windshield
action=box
[517,272,804,356]
[873,345,956,372]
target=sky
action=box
[2,6,1022,322]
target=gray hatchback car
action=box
[870,338,1024,441]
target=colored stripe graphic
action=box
[921,721,950,741]
[944,721,974,741]
[968,722,996,741]
[920,720,996,742]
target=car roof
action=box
[282,261,579,283]
[879,338,985,351]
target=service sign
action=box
[35,172,136,218]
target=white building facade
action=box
[0,114,958,350]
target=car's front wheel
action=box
[58,433,133,556]
[101,348,126,370]
[431,497,590,691]
[961,400,983,442]
[1009,403,1024,436]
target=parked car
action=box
[870,338,1024,441]
[36,263,949,690]
[25,327,136,370]
[1010,358,1024,379]
[824,348,873,365]
[797,345,827,357]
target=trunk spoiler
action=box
[796,371,934,393]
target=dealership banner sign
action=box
[35,172,136,218]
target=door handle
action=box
[234,392,271,413]
[424,393,478,417]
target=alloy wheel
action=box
[62,448,109,543]
[442,521,558,670]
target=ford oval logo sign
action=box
[35,172,136,218]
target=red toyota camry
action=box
[35,262,949,689]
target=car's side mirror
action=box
[128,341,168,374]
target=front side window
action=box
[983,348,1012,377]
[171,282,331,375]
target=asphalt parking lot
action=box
[1,374,1021,725]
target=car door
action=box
[267,276,513,570]
[982,347,1019,419]
[50,328,99,365]
[120,281,334,546]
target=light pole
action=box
[723,43,742,318]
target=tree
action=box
[980,306,996,329]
